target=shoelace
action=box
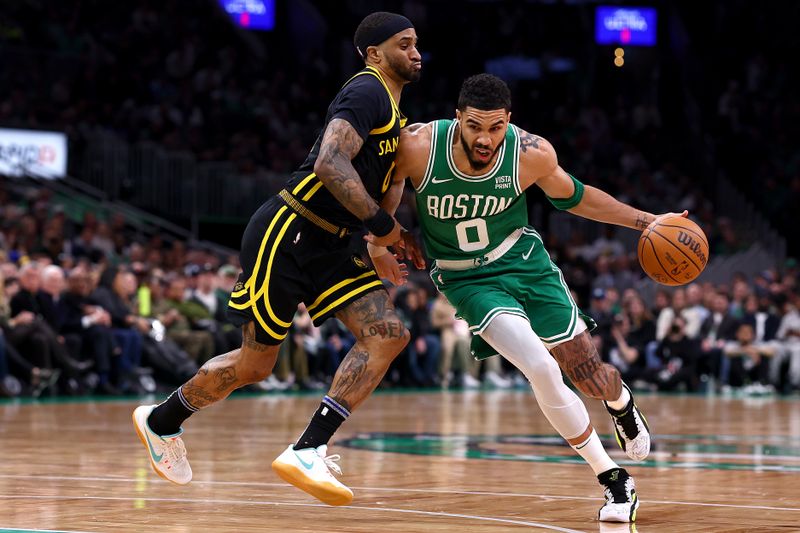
[604,477,633,504]
[164,437,187,463]
[617,407,641,440]
[322,453,343,475]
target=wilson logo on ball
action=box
[676,231,708,266]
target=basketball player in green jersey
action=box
[367,74,687,522]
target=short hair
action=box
[457,74,511,112]
[41,264,64,280]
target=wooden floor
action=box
[0,390,799,533]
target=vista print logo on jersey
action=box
[494,175,512,189]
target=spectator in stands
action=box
[430,292,476,389]
[37,265,67,332]
[776,292,800,392]
[589,226,625,261]
[656,288,687,341]
[61,266,118,394]
[71,224,103,262]
[156,275,214,364]
[729,278,751,319]
[188,263,239,352]
[9,263,92,389]
[683,283,710,339]
[318,318,354,382]
[651,289,671,324]
[397,288,441,388]
[721,323,776,393]
[215,264,243,347]
[591,255,616,294]
[589,288,613,360]
[697,292,739,385]
[655,316,701,392]
[91,266,146,389]
[286,305,325,391]
[609,295,657,389]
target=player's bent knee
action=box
[234,345,279,385]
[357,318,410,355]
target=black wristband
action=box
[364,209,395,237]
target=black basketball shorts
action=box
[227,195,384,345]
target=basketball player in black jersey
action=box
[133,12,423,506]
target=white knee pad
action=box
[481,313,589,439]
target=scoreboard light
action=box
[219,0,275,31]
[595,6,656,46]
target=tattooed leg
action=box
[180,322,280,408]
[328,290,410,412]
[549,331,622,401]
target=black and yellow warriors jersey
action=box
[284,65,406,231]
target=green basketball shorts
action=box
[430,227,596,360]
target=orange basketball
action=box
[638,216,709,286]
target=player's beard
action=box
[387,55,421,82]
[460,132,504,171]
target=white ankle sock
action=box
[606,384,631,411]
[572,429,619,476]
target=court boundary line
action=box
[0,474,798,513]
[0,495,587,533]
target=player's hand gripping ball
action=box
[638,215,709,286]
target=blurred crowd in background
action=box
[1,179,799,399]
[1,1,798,398]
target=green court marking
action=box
[338,432,800,473]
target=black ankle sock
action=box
[148,388,198,436]
[597,467,626,484]
[294,396,349,450]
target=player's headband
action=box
[354,13,414,59]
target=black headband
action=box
[355,13,413,58]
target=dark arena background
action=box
[1,1,799,532]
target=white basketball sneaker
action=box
[132,405,192,485]
[605,384,651,461]
[597,468,639,522]
[272,444,353,506]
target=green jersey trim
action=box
[510,124,522,196]
[522,228,580,341]
[444,120,506,182]
[469,306,529,334]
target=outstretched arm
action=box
[518,130,683,230]
[547,169,656,230]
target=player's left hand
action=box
[392,229,426,270]
[365,229,426,270]
[371,252,409,286]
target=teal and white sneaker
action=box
[132,405,192,485]
[605,384,651,461]
[272,444,353,506]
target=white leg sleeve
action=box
[481,313,589,439]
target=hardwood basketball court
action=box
[0,390,798,532]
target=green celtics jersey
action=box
[414,119,528,261]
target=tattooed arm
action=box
[313,118,381,220]
[516,128,684,230]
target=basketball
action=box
[638,216,709,286]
